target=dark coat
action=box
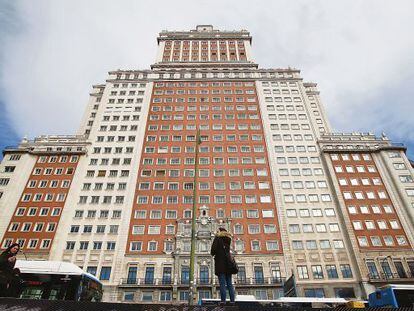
[0,244,19,280]
[210,231,232,276]
[0,251,17,277]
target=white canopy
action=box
[15,260,100,283]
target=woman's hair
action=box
[3,243,20,254]
[218,227,227,232]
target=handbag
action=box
[223,244,239,275]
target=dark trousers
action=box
[0,276,21,298]
[217,273,235,303]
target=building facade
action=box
[1,25,414,303]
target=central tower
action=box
[153,25,255,67]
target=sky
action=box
[1,0,414,159]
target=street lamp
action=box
[188,129,201,305]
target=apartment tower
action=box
[1,25,414,303]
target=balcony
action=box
[119,276,285,288]
[368,272,414,282]
[234,277,285,286]
[120,277,213,287]
[119,278,173,287]
[176,278,214,286]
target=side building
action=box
[1,25,414,303]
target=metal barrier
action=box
[0,298,233,311]
[1,299,414,311]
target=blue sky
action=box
[0,0,414,160]
[0,99,19,154]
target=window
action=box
[303,224,313,233]
[160,291,172,302]
[312,265,324,279]
[253,265,264,284]
[352,221,363,230]
[393,163,406,170]
[340,264,353,278]
[99,267,111,280]
[130,241,142,251]
[251,240,260,251]
[357,236,368,247]
[148,226,161,235]
[132,225,145,235]
[86,266,97,276]
[289,224,300,233]
[343,192,352,200]
[372,206,381,214]
[335,166,343,173]
[248,224,260,234]
[316,224,327,233]
[304,288,325,298]
[390,220,400,229]
[396,236,407,245]
[321,194,331,202]
[399,175,413,183]
[297,266,309,279]
[329,223,340,232]
[326,265,339,279]
[106,241,116,250]
[320,240,330,249]
[371,236,382,246]
[148,241,157,251]
[365,221,375,230]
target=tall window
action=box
[366,261,379,279]
[162,266,172,284]
[199,266,209,284]
[237,265,246,283]
[326,265,338,279]
[127,266,137,284]
[145,266,155,284]
[86,266,97,276]
[340,264,353,278]
[271,265,282,283]
[381,261,392,279]
[181,266,190,284]
[99,267,111,280]
[199,290,211,300]
[297,266,309,279]
[254,265,264,284]
[394,261,407,278]
[312,265,324,279]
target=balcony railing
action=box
[120,278,173,286]
[120,277,212,286]
[368,272,414,282]
[234,277,284,286]
[120,276,285,287]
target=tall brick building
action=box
[1,25,414,302]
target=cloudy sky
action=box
[1,0,414,159]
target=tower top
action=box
[158,25,251,43]
[154,25,256,68]
[195,25,214,32]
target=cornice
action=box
[150,62,259,69]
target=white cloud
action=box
[1,0,414,154]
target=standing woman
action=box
[0,243,20,297]
[210,228,236,305]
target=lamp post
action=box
[188,129,201,305]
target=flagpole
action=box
[188,129,201,305]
